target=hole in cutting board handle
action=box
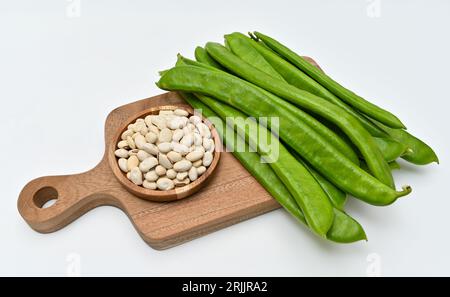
[33,186,58,209]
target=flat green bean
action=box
[373,137,408,162]
[181,92,366,243]
[389,161,400,170]
[254,31,406,129]
[225,33,286,81]
[157,66,412,205]
[375,121,439,165]
[194,46,224,70]
[178,53,360,165]
[296,155,347,211]
[243,33,389,137]
[195,93,334,237]
[205,42,394,188]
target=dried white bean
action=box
[196,123,210,138]
[137,150,150,161]
[139,156,158,173]
[151,115,167,130]
[174,178,190,187]
[195,146,205,154]
[158,142,172,153]
[182,126,191,136]
[176,172,188,181]
[142,143,158,155]
[133,122,146,133]
[180,133,194,147]
[128,149,139,156]
[173,160,192,172]
[159,128,172,143]
[172,142,190,155]
[121,129,134,140]
[172,129,184,142]
[134,134,146,150]
[203,151,213,167]
[166,169,177,179]
[117,140,129,149]
[155,165,166,176]
[148,124,159,135]
[207,143,215,153]
[139,126,148,135]
[187,123,195,131]
[115,149,129,158]
[180,117,189,127]
[157,178,174,190]
[144,170,158,182]
[186,151,204,162]
[197,166,207,175]
[143,180,157,190]
[174,109,189,116]
[158,153,173,169]
[118,158,128,173]
[167,116,185,130]
[159,110,174,116]
[117,110,216,190]
[129,167,143,185]
[126,136,136,149]
[189,115,201,125]
[193,133,202,146]
[145,132,158,144]
[167,151,182,163]
[188,167,198,182]
[203,138,213,151]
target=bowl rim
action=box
[108,104,221,202]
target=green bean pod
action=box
[205,42,394,188]
[181,92,366,243]
[375,121,439,165]
[180,53,360,165]
[373,137,408,162]
[226,34,407,165]
[242,33,389,138]
[253,31,406,129]
[195,94,334,237]
[389,161,400,170]
[224,33,286,81]
[326,209,367,244]
[361,160,401,172]
[296,156,347,211]
[194,46,224,70]
[156,66,412,205]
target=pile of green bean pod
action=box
[156,31,438,243]
[181,92,366,243]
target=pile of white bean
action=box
[115,108,215,191]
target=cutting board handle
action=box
[17,161,120,233]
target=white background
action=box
[1,0,449,276]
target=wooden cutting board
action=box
[17,92,279,250]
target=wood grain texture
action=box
[17,92,279,250]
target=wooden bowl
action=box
[108,104,221,202]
